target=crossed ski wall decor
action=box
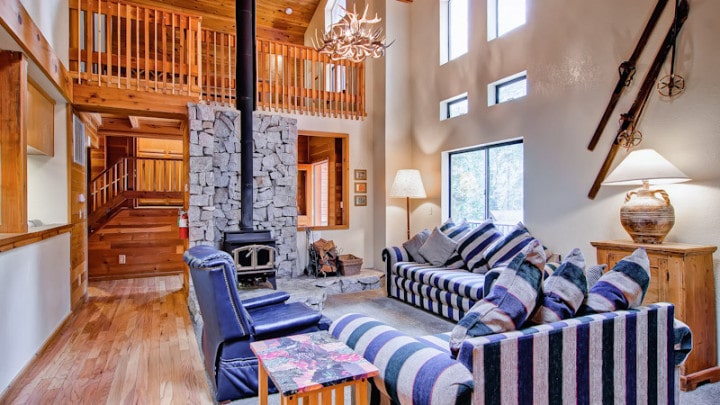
[587,0,689,199]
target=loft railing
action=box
[69,0,202,97]
[89,157,183,216]
[200,33,366,119]
[68,0,366,119]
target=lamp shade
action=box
[602,149,690,186]
[389,169,427,198]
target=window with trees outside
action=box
[447,140,523,232]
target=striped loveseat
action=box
[382,245,487,321]
[330,303,692,405]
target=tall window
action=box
[326,0,347,30]
[488,0,526,41]
[447,140,523,227]
[440,0,468,63]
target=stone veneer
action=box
[187,103,300,278]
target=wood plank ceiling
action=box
[127,0,413,45]
[127,0,323,44]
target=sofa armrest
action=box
[673,318,693,366]
[330,313,473,405]
[459,303,678,404]
[241,291,290,309]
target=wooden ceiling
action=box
[127,0,413,45]
[127,0,323,44]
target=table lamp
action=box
[389,169,427,240]
[602,148,689,243]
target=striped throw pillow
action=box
[456,220,503,273]
[531,248,588,324]
[581,248,650,314]
[442,220,471,269]
[450,240,545,349]
[482,222,536,269]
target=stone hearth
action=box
[187,103,300,278]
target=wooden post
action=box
[0,51,28,233]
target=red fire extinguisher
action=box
[178,209,188,239]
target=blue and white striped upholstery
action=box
[461,303,678,404]
[330,314,473,405]
[457,220,503,273]
[387,261,486,321]
[482,222,536,269]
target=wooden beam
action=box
[0,51,28,233]
[73,85,193,118]
[0,0,73,102]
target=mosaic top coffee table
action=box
[250,331,379,405]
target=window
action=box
[440,0,468,64]
[446,140,523,229]
[488,71,527,106]
[488,0,526,41]
[440,93,468,120]
[297,131,349,229]
[326,0,347,30]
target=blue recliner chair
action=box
[184,245,332,402]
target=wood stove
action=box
[223,230,277,288]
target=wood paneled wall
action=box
[88,208,184,279]
[69,110,88,309]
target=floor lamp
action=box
[389,169,427,240]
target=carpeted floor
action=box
[227,284,719,404]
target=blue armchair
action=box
[184,245,332,402]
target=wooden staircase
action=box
[88,157,183,233]
[87,156,185,280]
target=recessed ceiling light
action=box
[285,7,293,15]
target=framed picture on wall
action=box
[354,195,367,206]
[354,169,367,180]
[354,182,367,193]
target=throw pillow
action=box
[403,229,431,263]
[449,240,546,353]
[581,248,650,314]
[482,222,536,269]
[418,227,459,266]
[585,264,606,289]
[438,218,457,233]
[456,220,503,273]
[543,262,560,279]
[441,220,471,269]
[530,248,588,324]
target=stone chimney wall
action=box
[187,103,300,278]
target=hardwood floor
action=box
[1,275,213,404]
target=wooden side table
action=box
[250,331,379,404]
[591,240,718,391]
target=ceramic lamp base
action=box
[620,187,675,244]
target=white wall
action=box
[1,0,73,394]
[0,233,71,394]
[27,104,69,224]
[390,0,720,360]
[19,0,69,65]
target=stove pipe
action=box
[236,0,256,231]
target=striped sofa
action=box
[331,303,692,405]
[382,245,487,321]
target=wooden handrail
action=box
[89,157,182,215]
[69,1,366,119]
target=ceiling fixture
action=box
[313,4,392,63]
[285,7,293,15]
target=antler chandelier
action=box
[313,5,392,63]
